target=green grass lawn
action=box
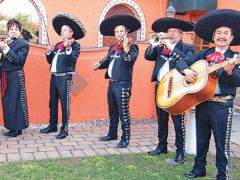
[0,152,239,180]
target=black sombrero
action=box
[100,14,141,36]
[194,9,240,46]
[152,17,194,32]
[52,13,86,40]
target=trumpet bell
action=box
[150,34,161,46]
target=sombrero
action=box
[152,17,194,32]
[52,13,86,40]
[194,9,240,46]
[100,14,141,36]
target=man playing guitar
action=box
[177,9,240,179]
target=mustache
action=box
[216,38,227,41]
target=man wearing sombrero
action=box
[145,17,195,164]
[40,13,86,139]
[94,14,140,148]
[176,9,240,179]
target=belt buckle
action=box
[53,73,67,77]
[110,78,117,82]
[209,96,226,103]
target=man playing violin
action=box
[176,9,240,179]
[144,17,195,164]
[94,14,140,148]
[40,13,86,139]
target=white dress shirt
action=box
[50,50,61,73]
[108,52,118,78]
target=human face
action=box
[8,25,21,38]
[166,28,183,44]
[213,26,233,49]
[61,25,73,40]
[114,25,126,41]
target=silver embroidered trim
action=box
[224,107,233,180]
[18,70,29,127]
[121,87,131,142]
[65,79,73,132]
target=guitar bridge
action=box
[167,76,173,98]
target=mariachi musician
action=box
[144,17,195,164]
[94,14,141,148]
[176,9,240,179]
[0,18,29,137]
[40,13,86,139]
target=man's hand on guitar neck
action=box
[223,61,235,75]
[183,69,198,83]
[223,54,240,75]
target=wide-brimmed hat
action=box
[100,14,141,36]
[152,17,194,32]
[52,13,86,40]
[194,9,240,46]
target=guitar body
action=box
[156,60,217,115]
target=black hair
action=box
[7,18,22,32]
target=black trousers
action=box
[193,100,233,180]
[2,70,29,130]
[49,74,72,131]
[155,84,185,154]
[107,80,132,142]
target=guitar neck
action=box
[208,62,224,74]
[208,57,238,74]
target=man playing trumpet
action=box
[94,14,140,148]
[144,17,195,164]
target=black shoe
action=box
[3,130,15,136]
[184,170,206,178]
[175,153,184,164]
[99,135,118,141]
[116,141,129,148]
[148,146,167,156]
[56,130,68,139]
[40,125,57,134]
[4,130,22,138]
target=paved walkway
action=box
[0,118,239,163]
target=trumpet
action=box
[149,33,172,46]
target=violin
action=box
[0,33,9,42]
[0,34,16,60]
[115,35,133,49]
[0,34,7,60]
[0,34,16,44]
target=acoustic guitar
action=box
[156,58,239,115]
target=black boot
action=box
[116,140,129,148]
[4,130,22,138]
[99,135,118,141]
[3,130,15,136]
[148,145,167,156]
[40,124,57,134]
[184,170,206,178]
[56,129,68,139]
[175,153,184,164]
